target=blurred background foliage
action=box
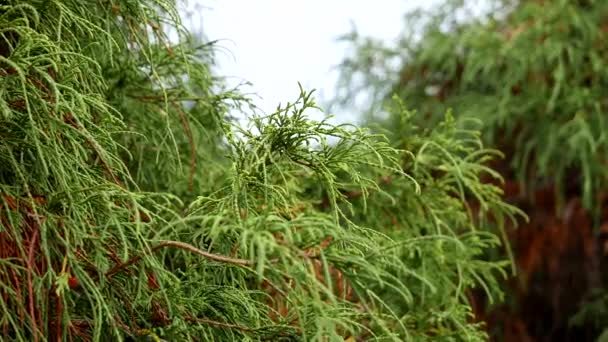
[335,0,608,340]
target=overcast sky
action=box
[180,1,441,121]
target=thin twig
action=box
[184,315,254,332]
[26,229,40,342]
[184,314,302,336]
[106,240,253,278]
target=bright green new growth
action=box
[1,1,522,341]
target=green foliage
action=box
[335,0,608,213]
[335,0,608,340]
[0,0,521,340]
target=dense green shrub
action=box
[0,1,521,340]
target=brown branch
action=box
[184,314,302,336]
[109,317,158,341]
[26,229,40,342]
[9,269,25,322]
[106,240,253,278]
[115,314,261,339]
[184,315,255,332]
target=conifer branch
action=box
[106,240,253,278]
[184,315,255,332]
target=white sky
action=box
[180,1,441,122]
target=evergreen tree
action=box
[335,0,608,340]
[1,1,520,340]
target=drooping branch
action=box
[106,240,253,278]
[183,314,302,337]
[184,315,255,332]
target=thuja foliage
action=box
[1,0,521,340]
[336,0,608,214]
[334,0,608,340]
